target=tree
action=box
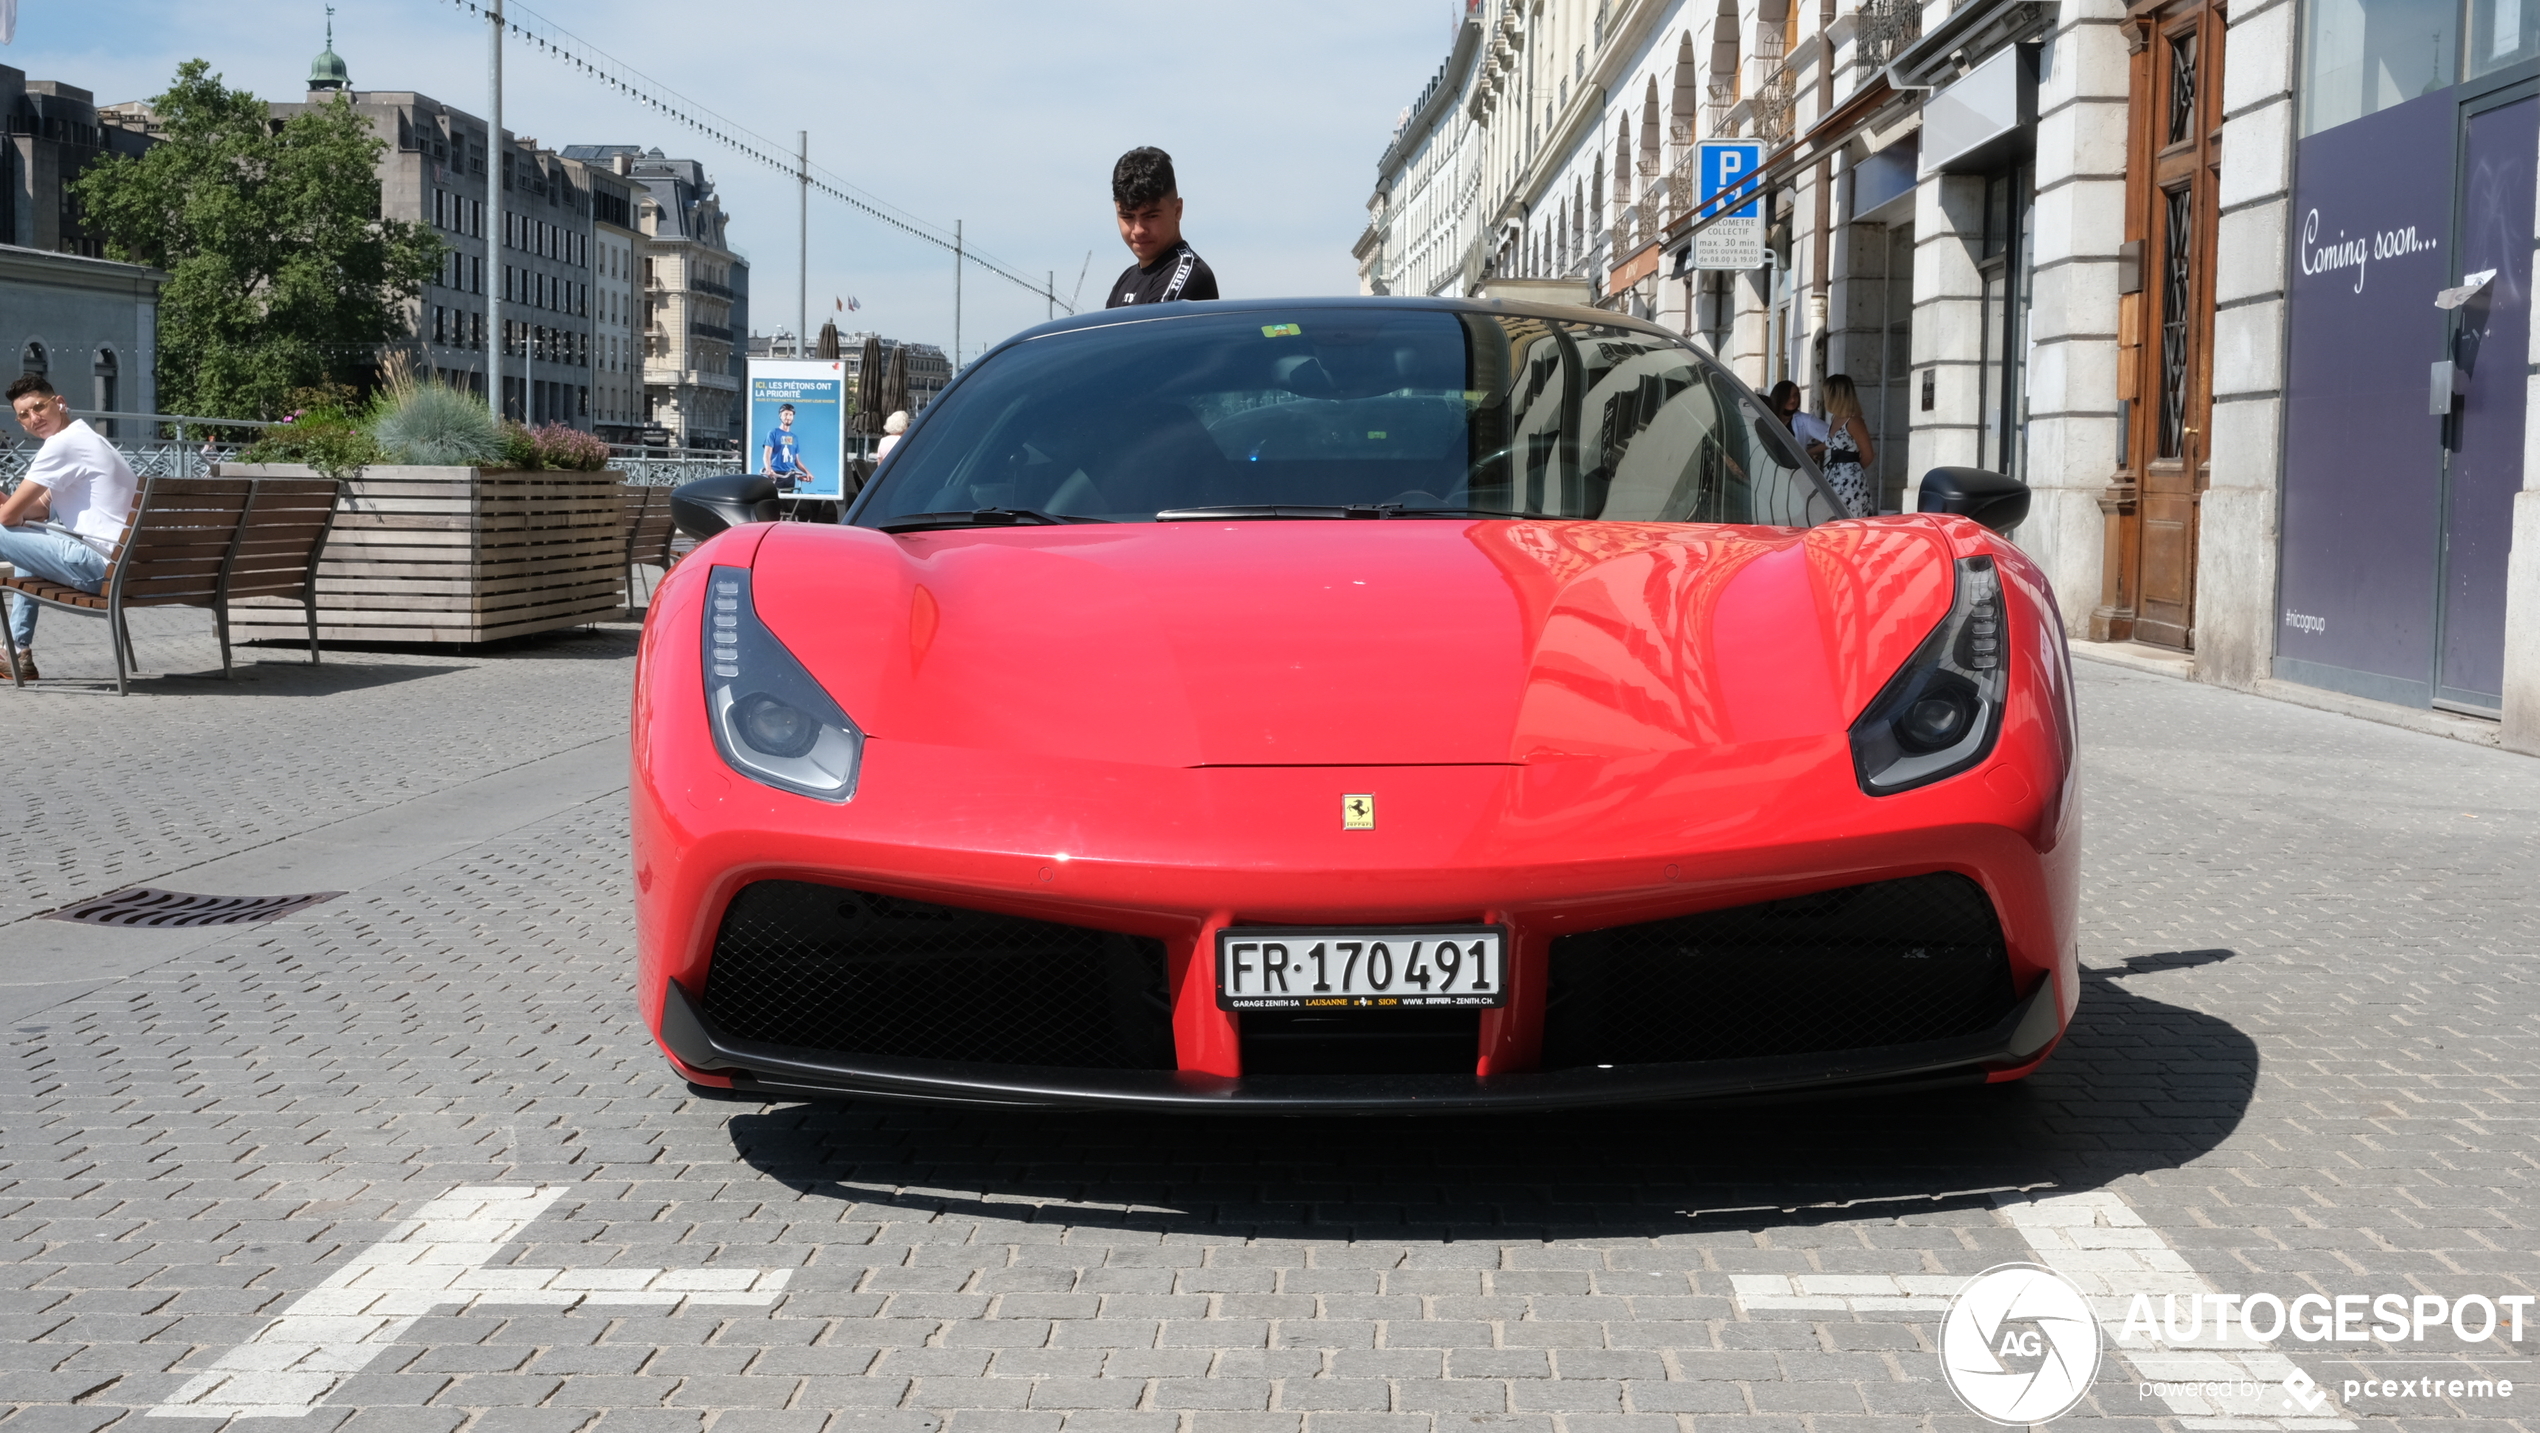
[71,61,445,419]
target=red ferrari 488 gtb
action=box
[632,297,2080,1111]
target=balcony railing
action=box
[1750,64,1798,144]
[691,321,734,342]
[1706,79,1739,137]
[1856,0,1924,74]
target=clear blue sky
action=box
[5,0,1462,364]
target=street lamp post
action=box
[797,131,809,358]
[486,0,504,424]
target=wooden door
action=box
[2099,0,2225,648]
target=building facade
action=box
[5,71,156,257]
[584,163,641,440]
[1366,0,2540,752]
[264,38,606,428]
[1,68,163,427]
[2,244,161,431]
[563,146,744,449]
[494,141,596,428]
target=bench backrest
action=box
[226,477,341,604]
[618,483,653,541]
[111,478,254,610]
[89,474,342,614]
[634,492,678,570]
[619,482,678,570]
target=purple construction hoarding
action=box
[2276,88,2456,701]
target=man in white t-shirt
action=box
[0,375,139,681]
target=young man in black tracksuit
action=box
[1105,147,1220,308]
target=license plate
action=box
[1215,927,1508,1010]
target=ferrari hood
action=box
[750,518,1958,769]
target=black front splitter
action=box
[658,978,2063,1114]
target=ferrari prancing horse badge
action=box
[1342,794,1375,830]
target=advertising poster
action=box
[747,359,848,501]
[1693,140,1765,270]
[2274,89,2455,701]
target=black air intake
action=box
[1542,872,2016,1068]
[703,880,1175,1070]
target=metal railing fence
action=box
[0,412,749,491]
[0,409,282,491]
[610,450,749,486]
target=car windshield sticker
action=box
[1261,323,1302,338]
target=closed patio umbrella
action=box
[816,318,840,359]
[854,334,885,434]
[879,344,910,425]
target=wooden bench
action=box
[619,483,680,613]
[0,474,341,695]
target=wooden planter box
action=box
[219,464,627,645]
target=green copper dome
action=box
[309,8,350,90]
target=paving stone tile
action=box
[7,636,2536,1433]
[1051,1415,1176,1433]
[0,1410,128,1433]
[1272,1380,1391,1412]
[1024,1380,1148,1411]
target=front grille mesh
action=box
[1542,872,2015,1068]
[702,880,1175,1070]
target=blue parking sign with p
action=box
[1699,141,1763,218]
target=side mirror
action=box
[670,473,781,541]
[1916,467,2030,534]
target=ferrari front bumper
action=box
[657,974,2062,1114]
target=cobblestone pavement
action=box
[0,605,642,929]
[3,637,2536,1433]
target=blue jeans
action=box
[0,525,109,649]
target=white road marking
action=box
[146,1185,794,1421]
[1725,1189,2356,1432]
[1997,1190,2355,1431]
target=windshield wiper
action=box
[1154,503,1521,522]
[1369,505,1525,518]
[877,508,1105,534]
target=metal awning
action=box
[1884,0,2054,88]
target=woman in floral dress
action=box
[1818,374,1877,516]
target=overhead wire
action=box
[437,0,1071,313]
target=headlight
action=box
[702,565,864,801]
[1849,555,2006,794]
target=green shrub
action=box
[529,422,611,471]
[372,380,504,466]
[240,400,381,481]
[497,421,542,470]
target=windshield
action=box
[853,307,1840,527]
